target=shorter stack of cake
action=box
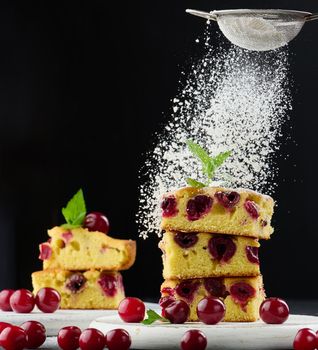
[159,186,274,322]
[32,226,136,309]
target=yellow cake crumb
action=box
[160,231,260,280]
[32,269,125,309]
[161,187,274,239]
[40,226,136,271]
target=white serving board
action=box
[0,309,112,336]
[0,303,157,336]
[90,314,318,349]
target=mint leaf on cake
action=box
[61,188,87,229]
[186,140,231,186]
[186,177,207,188]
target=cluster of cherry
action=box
[1,288,316,350]
[0,321,130,350]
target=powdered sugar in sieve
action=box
[186,9,318,52]
[217,16,290,51]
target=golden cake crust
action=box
[161,186,274,239]
[41,226,136,271]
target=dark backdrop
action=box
[0,0,317,302]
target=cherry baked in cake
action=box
[160,275,265,322]
[160,186,274,239]
[32,189,136,312]
[32,270,124,309]
[159,231,260,280]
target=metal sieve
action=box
[186,9,318,51]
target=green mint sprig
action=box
[186,178,207,188]
[141,309,168,325]
[186,140,231,188]
[61,188,86,229]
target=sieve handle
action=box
[186,9,217,21]
[306,13,318,21]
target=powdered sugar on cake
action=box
[137,30,291,239]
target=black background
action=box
[0,0,317,303]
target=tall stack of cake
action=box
[32,226,136,309]
[159,186,274,321]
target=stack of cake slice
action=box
[32,226,136,309]
[159,186,274,322]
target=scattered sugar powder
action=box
[137,32,292,239]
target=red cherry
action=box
[181,330,207,350]
[161,196,178,217]
[118,297,145,323]
[259,298,289,324]
[174,233,198,249]
[105,328,131,350]
[58,326,82,350]
[293,328,317,350]
[79,328,105,350]
[83,212,109,234]
[196,297,225,324]
[20,321,46,348]
[35,287,61,313]
[164,300,190,324]
[159,296,175,309]
[10,289,35,313]
[161,287,174,296]
[98,273,118,297]
[159,296,175,318]
[186,195,213,221]
[0,322,12,334]
[0,290,15,311]
[39,243,52,260]
[244,200,259,219]
[215,191,240,209]
[0,325,27,350]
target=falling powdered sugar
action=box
[137,34,292,239]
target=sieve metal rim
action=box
[186,9,314,22]
[211,9,312,18]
